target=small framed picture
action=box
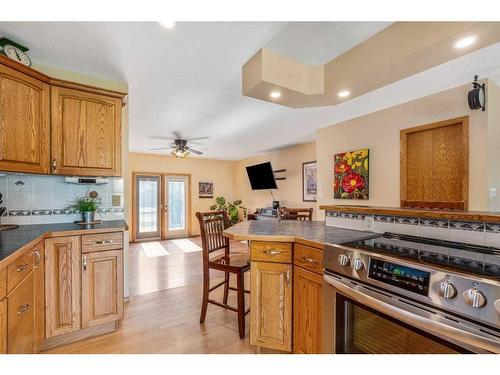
[199,181,214,198]
[302,161,317,202]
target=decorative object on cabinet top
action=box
[0,54,127,103]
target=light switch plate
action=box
[112,194,122,207]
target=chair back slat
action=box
[196,211,230,256]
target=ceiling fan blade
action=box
[173,131,183,139]
[187,147,203,155]
[150,135,176,141]
[150,146,175,151]
[187,136,210,141]
[187,140,205,146]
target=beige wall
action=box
[234,142,318,218]
[487,80,500,211]
[128,153,237,236]
[316,83,491,219]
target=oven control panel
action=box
[368,259,431,296]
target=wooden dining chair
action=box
[279,207,313,221]
[196,210,250,339]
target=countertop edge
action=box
[0,224,128,269]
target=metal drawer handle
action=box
[286,268,291,287]
[17,303,29,315]
[263,249,281,255]
[91,240,114,245]
[16,263,29,272]
[33,250,41,268]
[83,256,88,272]
[301,256,320,264]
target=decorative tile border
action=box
[5,207,124,217]
[420,219,449,228]
[485,223,500,233]
[450,221,485,231]
[374,215,394,223]
[395,216,419,225]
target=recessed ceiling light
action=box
[159,21,176,29]
[338,90,350,98]
[270,91,281,99]
[454,35,477,49]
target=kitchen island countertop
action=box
[223,220,377,249]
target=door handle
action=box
[16,263,29,272]
[17,303,29,316]
[83,256,88,272]
[33,249,41,268]
[286,268,290,287]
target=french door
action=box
[133,173,190,241]
[164,175,189,238]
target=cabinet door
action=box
[33,242,45,352]
[82,250,123,328]
[51,86,122,176]
[0,298,6,354]
[0,63,50,173]
[8,272,34,353]
[293,266,323,354]
[250,261,292,352]
[45,236,81,338]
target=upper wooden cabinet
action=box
[51,86,122,176]
[401,117,469,210]
[0,62,50,174]
[0,55,125,177]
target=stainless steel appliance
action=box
[322,233,500,354]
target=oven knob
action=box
[463,288,487,308]
[352,258,364,271]
[437,280,457,299]
[338,254,350,267]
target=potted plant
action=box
[210,196,247,225]
[71,193,102,223]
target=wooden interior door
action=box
[293,266,323,354]
[82,250,124,328]
[7,272,34,354]
[45,236,81,338]
[0,297,6,354]
[0,63,50,173]
[250,261,292,352]
[51,86,122,176]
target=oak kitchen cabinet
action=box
[51,86,122,176]
[82,249,124,328]
[0,55,125,177]
[0,61,50,174]
[45,236,81,338]
[250,241,293,352]
[7,272,35,353]
[293,243,324,354]
[0,297,6,354]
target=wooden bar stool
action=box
[196,210,250,339]
[279,207,313,221]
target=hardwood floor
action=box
[43,238,253,354]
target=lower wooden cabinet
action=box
[33,242,45,352]
[293,265,323,354]
[0,297,6,354]
[250,261,292,352]
[45,236,81,338]
[7,272,34,354]
[82,250,124,328]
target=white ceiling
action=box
[1,22,500,161]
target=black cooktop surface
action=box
[341,233,500,278]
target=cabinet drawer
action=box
[7,248,34,292]
[82,232,123,253]
[0,267,6,300]
[250,241,292,263]
[8,271,34,354]
[294,243,324,274]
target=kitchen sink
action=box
[0,224,19,231]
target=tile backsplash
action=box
[0,173,124,224]
[325,210,500,248]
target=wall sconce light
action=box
[468,75,486,111]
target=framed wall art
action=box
[334,149,369,200]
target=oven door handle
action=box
[324,274,500,354]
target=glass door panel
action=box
[135,175,161,240]
[165,175,189,238]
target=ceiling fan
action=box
[150,132,208,158]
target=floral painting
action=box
[334,149,369,199]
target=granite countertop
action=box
[223,220,377,248]
[0,220,128,266]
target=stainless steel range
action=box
[322,232,500,354]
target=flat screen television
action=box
[246,162,278,190]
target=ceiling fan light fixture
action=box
[172,148,189,158]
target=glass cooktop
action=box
[341,233,500,277]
